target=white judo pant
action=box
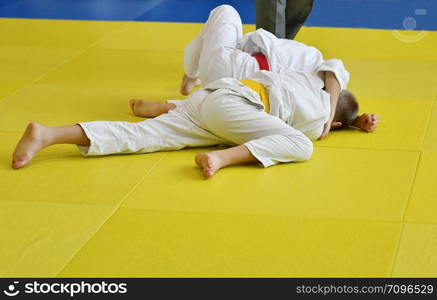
[183,5,258,85]
[78,89,313,168]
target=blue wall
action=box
[0,0,436,31]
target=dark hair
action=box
[334,90,359,128]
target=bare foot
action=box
[195,151,223,179]
[180,74,201,95]
[12,122,51,169]
[130,99,174,118]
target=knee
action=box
[298,137,314,161]
[210,4,240,20]
[285,134,313,162]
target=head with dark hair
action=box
[332,90,359,130]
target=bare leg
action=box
[195,145,258,179]
[180,74,201,96]
[130,99,176,118]
[12,122,90,169]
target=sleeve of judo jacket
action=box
[317,58,351,91]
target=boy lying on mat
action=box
[11,5,378,178]
[133,4,377,140]
[12,69,377,178]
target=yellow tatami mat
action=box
[392,223,437,277]
[0,19,436,277]
[0,18,121,101]
[58,208,401,277]
[118,148,418,222]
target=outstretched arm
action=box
[319,71,341,139]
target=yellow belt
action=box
[240,79,270,113]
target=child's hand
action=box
[318,121,331,140]
[355,113,379,132]
[319,118,343,140]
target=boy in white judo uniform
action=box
[131,5,377,139]
[11,5,379,177]
[178,5,349,93]
[12,68,376,178]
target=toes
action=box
[12,152,31,168]
[12,159,27,169]
[204,155,214,169]
[203,157,217,178]
[204,168,214,179]
[195,153,218,179]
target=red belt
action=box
[252,53,270,71]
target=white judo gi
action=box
[183,5,350,90]
[78,70,330,167]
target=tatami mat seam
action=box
[400,220,437,227]
[0,0,169,105]
[0,129,22,133]
[118,205,406,225]
[388,152,422,277]
[0,20,130,105]
[54,151,169,276]
[1,17,434,277]
[388,94,436,277]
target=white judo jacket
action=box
[204,70,331,141]
[78,70,326,167]
[238,28,350,91]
